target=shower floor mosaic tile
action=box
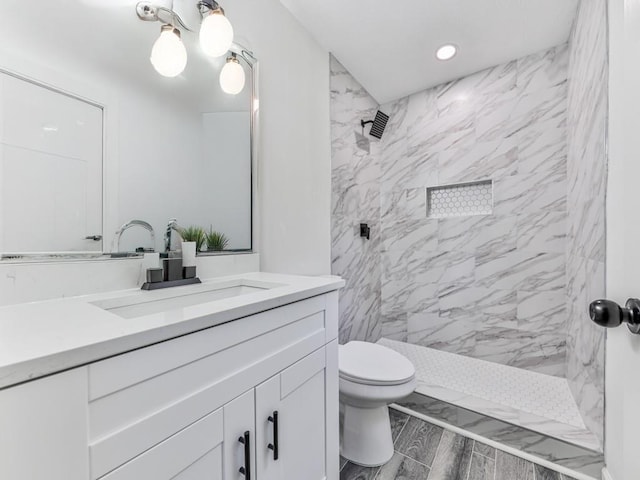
[377,339,600,452]
[340,409,581,480]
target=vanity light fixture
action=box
[150,25,188,77]
[220,53,245,94]
[436,44,457,61]
[199,1,234,58]
[137,1,236,84]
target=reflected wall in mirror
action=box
[0,0,256,258]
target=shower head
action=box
[361,110,389,139]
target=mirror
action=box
[0,0,256,258]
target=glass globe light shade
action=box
[200,10,234,58]
[150,26,187,77]
[219,56,245,95]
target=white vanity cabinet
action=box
[0,290,339,480]
[256,346,335,480]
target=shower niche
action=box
[426,180,493,219]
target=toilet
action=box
[339,341,417,467]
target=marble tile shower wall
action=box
[565,0,607,445]
[330,56,382,343]
[378,46,570,377]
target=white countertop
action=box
[0,272,344,390]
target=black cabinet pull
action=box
[267,411,279,460]
[589,298,640,334]
[238,431,251,479]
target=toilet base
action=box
[340,403,394,467]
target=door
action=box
[255,347,327,480]
[224,389,256,480]
[605,0,640,478]
[0,72,103,254]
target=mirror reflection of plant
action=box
[206,228,229,251]
[179,226,206,252]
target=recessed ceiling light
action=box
[436,44,457,61]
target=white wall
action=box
[605,0,640,478]
[114,85,230,252]
[225,0,332,275]
[202,112,251,250]
[114,82,207,252]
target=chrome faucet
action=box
[165,218,183,252]
[112,220,156,253]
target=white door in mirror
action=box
[0,73,103,254]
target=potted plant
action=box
[205,228,229,252]
[178,226,206,266]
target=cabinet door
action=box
[101,408,224,480]
[0,368,89,480]
[224,389,256,480]
[256,347,327,480]
[99,388,256,480]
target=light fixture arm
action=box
[239,49,256,65]
[136,1,194,32]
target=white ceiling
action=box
[279,0,579,104]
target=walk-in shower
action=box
[330,0,607,462]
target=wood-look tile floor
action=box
[340,409,579,480]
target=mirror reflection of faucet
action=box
[165,218,183,253]
[111,220,156,257]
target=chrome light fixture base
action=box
[198,0,224,17]
[136,2,160,22]
[136,1,192,31]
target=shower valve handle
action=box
[589,298,640,334]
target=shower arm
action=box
[360,119,374,136]
[360,110,389,139]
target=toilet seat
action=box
[339,341,415,386]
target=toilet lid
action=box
[339,341,415,386]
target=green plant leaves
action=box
[178,226,206,251]
[206,228,229,251]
